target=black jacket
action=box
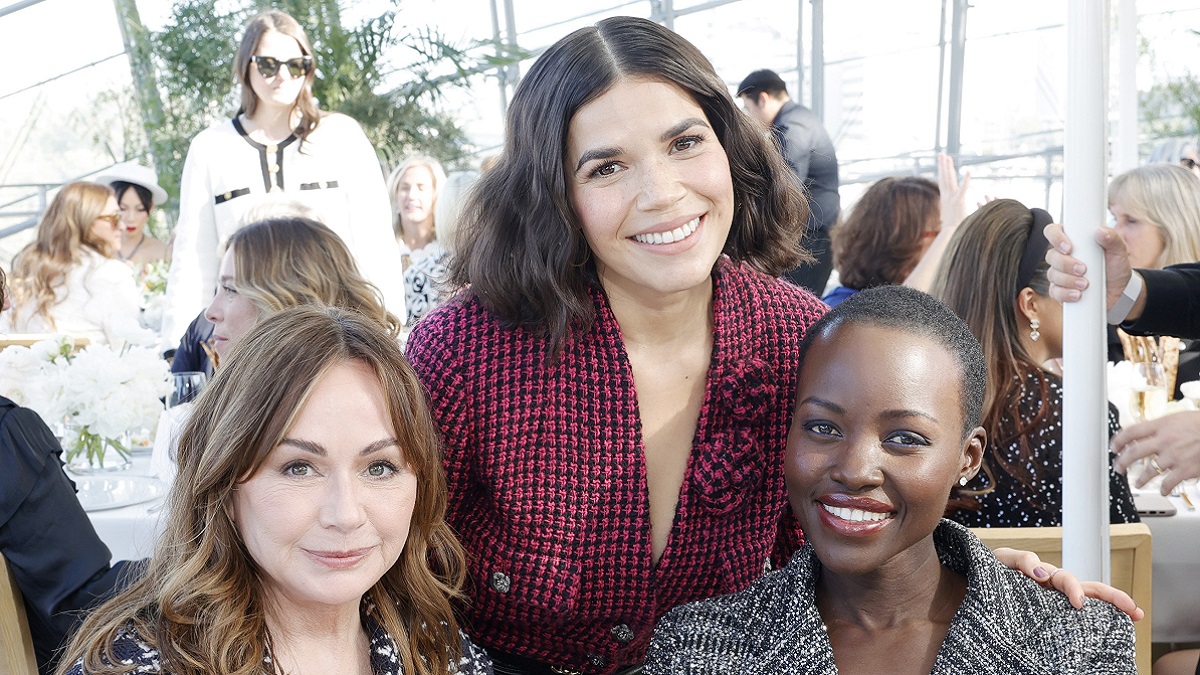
[0,397,137,675]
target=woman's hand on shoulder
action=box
[993,547,1145,620]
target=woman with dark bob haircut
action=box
[407,15,826,674]
[405,15,1104,675]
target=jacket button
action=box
[490,571,511,594]
[586,653,606,667]
[610,623,635,643]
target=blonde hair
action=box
[58,307,467,675]
[228,217,401,336]
[387,156,446,234]
[1108,163,1200,268]
[8,182,115,329]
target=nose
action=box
[829,436,884,491]
[320,474,368,532]
[203,294,222,324]
[635,156,687,213]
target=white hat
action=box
[94,162,169,205]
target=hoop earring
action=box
[1029,318,1041,342]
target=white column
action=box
[1115,0,1139,173]
[1061,0,1111,583]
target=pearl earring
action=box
[958,476,968,487]
[1030,318,1041,342]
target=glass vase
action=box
[63,424,132,474]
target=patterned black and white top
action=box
[64,615,492,675]
[949,370,1140,528]
[400,239,451,328]
[644,520,1136,674]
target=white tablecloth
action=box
[73,453,167,562]
[1134,482,1200,643]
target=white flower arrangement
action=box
[0,336,171,466]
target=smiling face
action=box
[204,248,261,361]
[785,322,984,578]
[394,165,436,230]
[232,359,416,613]
[1110,200,1166,270]
[248,30,307,113]
[86,196,122,253]
[566,77,735,302]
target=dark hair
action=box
[232,11,322,144]
[929,199,1054,507]
[111,181,154,212]
[735,68,788,98]
[449,15,810,353]
[799,285,986,438]
[832,176,939,290]
[0,264,6,308]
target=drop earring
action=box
[1030,318,1041,342]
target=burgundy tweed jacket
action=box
[406,259,826,674]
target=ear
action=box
[756,91,771,109]
[1015,287,1039,324]
[960,426,986,481]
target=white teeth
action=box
[821,503,892,523]
[633,217,700,245]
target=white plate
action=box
[74,475,167,512]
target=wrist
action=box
[1107,271,1144,325]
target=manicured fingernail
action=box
[1073,263,1085,274]
[1034,566,1050,579]
[1059,243,1071,253]
[1066,290,1081,301]
[1074,278,1087,289]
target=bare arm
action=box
[904,152,970,291]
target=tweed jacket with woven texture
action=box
[406,259,826,674]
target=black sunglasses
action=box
[251,55,313,80]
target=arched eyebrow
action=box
[279,437,399,456]
[797,397,940,425]
[572,117,711,172]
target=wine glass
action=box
[168,371,208,408]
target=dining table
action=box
[74,452,168,562]
[1133,479,1200,645]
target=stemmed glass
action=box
[168,371,208,408]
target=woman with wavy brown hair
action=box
[1,181,156,347]
[931,199,1139,528]
[59,306,490,675]
[823,175,940,307]
[161,9,403,351]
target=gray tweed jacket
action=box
[644,520,1135,674]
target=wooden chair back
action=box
[0,334,90,351]
[972,523,1153,674]
[0,552,38,675]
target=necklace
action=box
[118,232,146,262]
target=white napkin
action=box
[150,403,193,485]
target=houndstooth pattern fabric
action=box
[644,520,1136,674]
[406,258,826,674]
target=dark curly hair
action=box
[831,175,939,291]
[449,15,810,354]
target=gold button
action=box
[268,163,279,173]
[266,144,278,154]
[223,191,232,200]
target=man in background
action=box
[738,68,840,295]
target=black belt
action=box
[489,649,643,675]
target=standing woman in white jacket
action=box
[160,10,404,347]
[1,182,156,348]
